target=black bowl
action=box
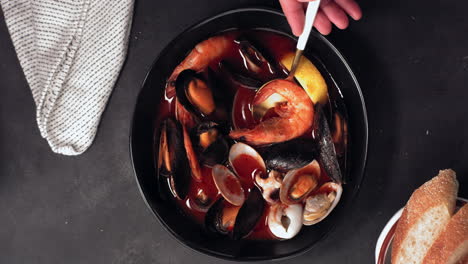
[130,7,368,261]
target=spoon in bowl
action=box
[252,0,321,120]
[286,0,321,81]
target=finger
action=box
[298,0,332,5]
[321,1,349,29]
[279,0,306,36]
[335,0,362,20]
[313,10,332,35]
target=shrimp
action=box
[229,79,314,145]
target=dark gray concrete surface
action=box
[1,0,467,263]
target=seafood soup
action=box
[155,29,349,240]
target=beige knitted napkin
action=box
[0,0,134,155]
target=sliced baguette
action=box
[422,203,468,264]
[391,169,459,264]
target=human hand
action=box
[279,0,362,36]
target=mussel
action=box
[314,105,343,184]
[236,37,279,82]
[232,188,264,239]
[303,182,343,225]
[182,126,203,181]
[205,188,265,239]
[218,61,263,90]
[331,110,349,179]
[268,203,303,239]
[279,160,321,205]
[191,121,229,166]
[157,118,191,199]
[258,138,318,173]
[205,198,240,235]
[189,187,216,212]
[175,69,216,117]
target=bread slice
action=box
[391,169,459,264]
[422,203,468,264]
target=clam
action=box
[258,138,318,173]
[268,203,303,239]
[175,69,216,117]
[255,170,282,204]
[191,122,229,166]
[229,142,267,189]
[314,105,343,184]
[303,182,343,225]
[157,118,191,199]
[279,160,321,205]
[212,165,245,206]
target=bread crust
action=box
[422,204,468,264]
[391,169,459,264]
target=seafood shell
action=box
[315,105,343,184]
[157,118,191,199]
[212,165,245,206]
[192,122,229,167]
[268,203,303,239]
[258,138,318,173]
[205,198,240,235]
[303,182,343,225]
[228,142,266,180]
[205,188,265,239]
[232,188,265,239]
[218,61,263,90]
[235,36,280,82]
[175,69,215,117]
[255,170,282,204]
[279,160,321,205]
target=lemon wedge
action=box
[280,52,328,105]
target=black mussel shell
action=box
[175,69,215,117]
[218,61,263,90]
[258,139,318,173]
[206,67,234,111]
[232,188,265,240]
[157,120,170,177]
[202,138,229,166]
[190,187,215,212]
[156,171,172,201]
[205,198,226,234]
[314,105,343,184]
[205,198,240,235]
[158,118,191,199]
[191,122,230,166]
[238,36,277,81]
[235,36,281,82]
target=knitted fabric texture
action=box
[0,0,134,155]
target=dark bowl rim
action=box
[129,6,369,262]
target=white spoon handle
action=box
[297,0,321,51]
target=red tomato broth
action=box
[155,29,347,240]
[231,153,266,192]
